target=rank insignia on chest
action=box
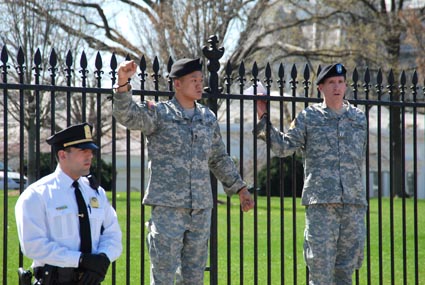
[90,197,99,208]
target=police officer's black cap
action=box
[46,123,99,150]
[316,63,346,84]
[169,58,202,78]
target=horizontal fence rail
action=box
[1,36,425,284]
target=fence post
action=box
[202,35,224,114]
[202,35,224,285]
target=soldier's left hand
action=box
[238,187,255,212]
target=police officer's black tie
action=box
[73,180,92,253]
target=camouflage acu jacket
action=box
[113,92,246,209]
[256,101,367,206]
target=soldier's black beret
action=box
[316,63,346,84]
[46,123,98,150]
[169,58,202,78]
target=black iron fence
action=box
[1,36,425,284]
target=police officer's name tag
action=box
[90,197,99,208]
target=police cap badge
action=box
[46,122,98,151]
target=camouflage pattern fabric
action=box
[113,91,246,284]
[113,93,246,209]
[255,101,368,285]
[256,101,368,206]
[304,204,366,285]
[146,206,211,285]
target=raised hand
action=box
[115,60,137,92]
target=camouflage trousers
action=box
[303,203,367,285]
[146,206,211,285]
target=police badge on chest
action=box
[90,197,99,208]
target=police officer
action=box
[15,123,122,285]
[112,58,255,284]
[255,63,367,285]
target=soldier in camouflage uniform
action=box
[255,63,367,285]
[112,58,255,284]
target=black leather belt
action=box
[34,265,80,284]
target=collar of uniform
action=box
[170,97,203,121]
[320,100,350,111]
[320,100,351,119]
[55,165,78,191]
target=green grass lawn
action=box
[1,190,424,284]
